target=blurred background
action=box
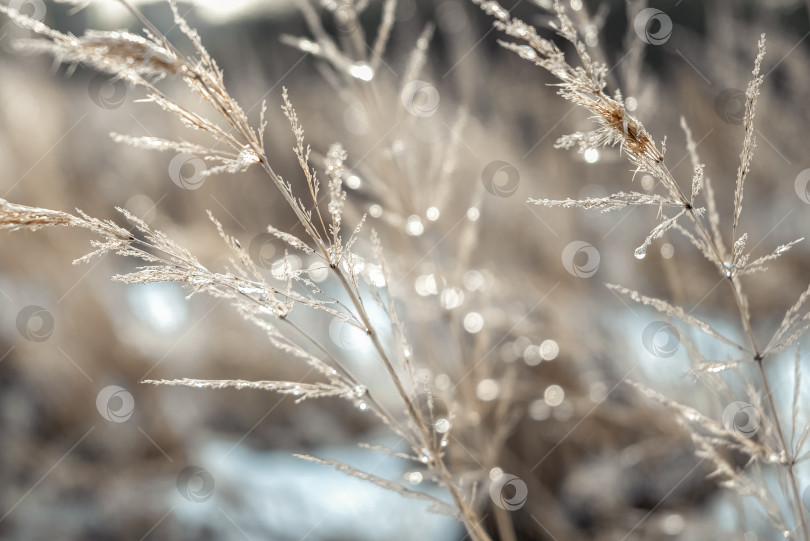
[1,0,810,539]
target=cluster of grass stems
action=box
[1,0,809,539]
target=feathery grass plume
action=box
[731,35,766,247]
[0,195,498,534]
[0,2,498,538]
[0,102,492,541]
[0,8,182,77]
[528,191,680,212]
[1,0,262,179]
[606,284,742,351]
[0,198,80,231]
[766,283,810,355]
[473,0,663,167]
[475,0,804,276]
[143,378,354,403]
[276,14,533,540]
[627,381,779,465]
[629,383,789,533]
[477,1,810,538]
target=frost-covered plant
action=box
[476,0,810,538]
[4,0,807,538]
[0,1,500,539]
